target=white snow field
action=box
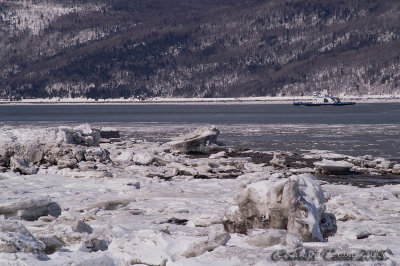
[1,124,400,265]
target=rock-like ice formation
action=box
[0,124,110,175]
[391,185,400,199]
[59,124,100,146]
[0,220,45,257]
[168,126,223,153]
[245,229,288,247]
[314,159,354,175]
[223,173,336,241]
[100,127,120,139]
[38,235,64,255]
[81,237,110,252]
[73,220,94,234]
[181,230,231,258]
[269,152,288,168]
[0,196,61,221]
[132,153,155,165]
[114,150,134,164]
[393,164,400,174]
[10,156,38,175]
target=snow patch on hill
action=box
[0,1,103,35]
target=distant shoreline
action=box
[1,95,400,105]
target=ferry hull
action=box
[293,102,356,106]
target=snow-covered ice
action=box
[223,173,337,242]
[0,124,400,265]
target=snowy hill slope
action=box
[0,0,399,99]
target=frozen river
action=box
[1,103,399,158]
[1,103,400,265]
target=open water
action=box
[0,103,399,158]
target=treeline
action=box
[0,0,399,99]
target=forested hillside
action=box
[0,0,399,99]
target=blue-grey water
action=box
[1,103,399,124]
[1,103,399,159]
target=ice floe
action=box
[0,124,400,265]
[223,174,336,242]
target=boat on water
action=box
[293,92,356,106]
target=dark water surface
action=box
[0,103,399,124]
[1,103,399,158]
